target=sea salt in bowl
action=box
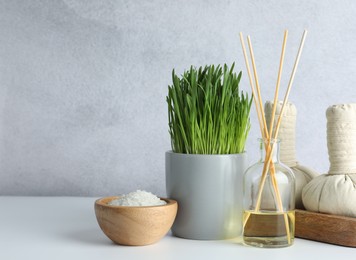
[94,196,178,246]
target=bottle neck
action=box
[259,138,280,164]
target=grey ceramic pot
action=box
[165,151,247,240]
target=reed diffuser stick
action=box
[239,33,265,137]
[269,30,288,138]
[247,36,269,139]
[274,30,307,138]
[262,31,289,218]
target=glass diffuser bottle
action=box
[243,138,295,248]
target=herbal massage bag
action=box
[302,104,356,217]
[265,101,318,209]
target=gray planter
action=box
[165,151,247,240]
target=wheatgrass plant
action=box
[167,63,252,154]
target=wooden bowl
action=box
[94,196,178,246]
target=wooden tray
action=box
[295,209,356,247]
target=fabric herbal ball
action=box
[265,101,318,209]
[302,103,356,217]
[302,174,356,217]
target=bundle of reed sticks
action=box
[239,29,307,243]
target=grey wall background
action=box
[1,0,356,196]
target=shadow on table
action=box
[64,228,116,246]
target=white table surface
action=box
[0,196,354,260]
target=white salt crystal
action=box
[108,190,167,206]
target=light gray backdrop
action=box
[1,0,355,196]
